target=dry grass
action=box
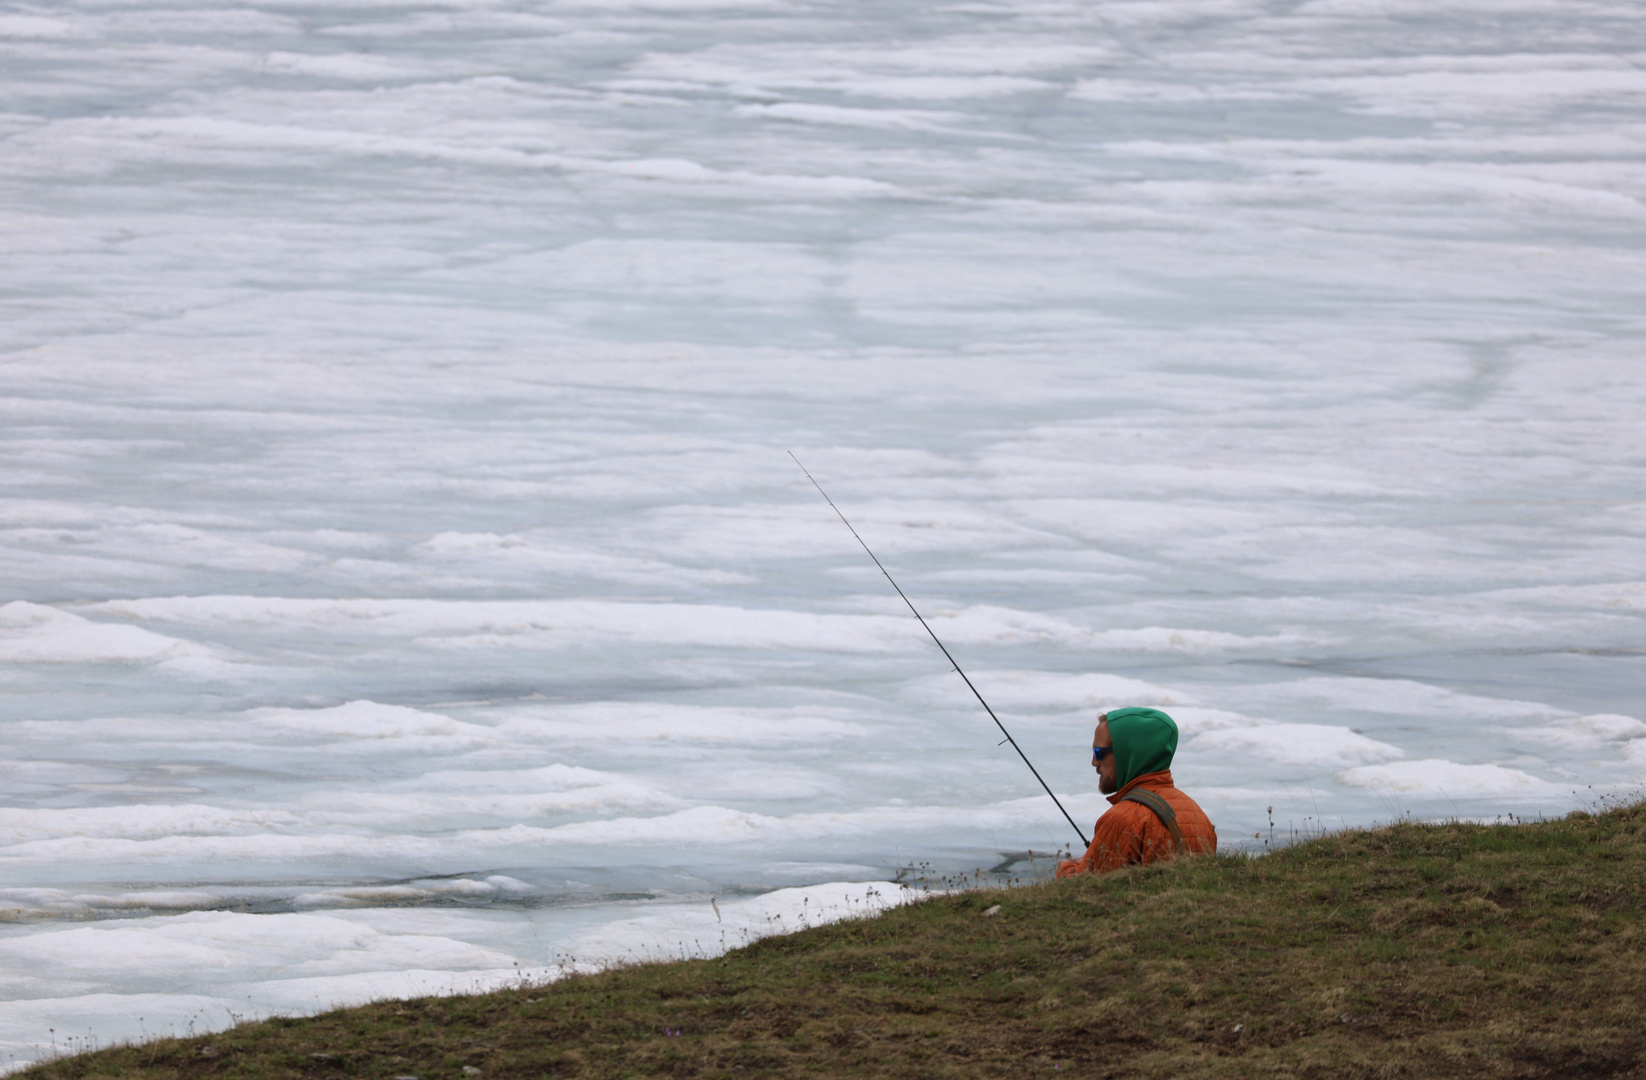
[24,801,1646,1079]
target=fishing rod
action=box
[789,452,1090,848]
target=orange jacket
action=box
[1056,770,1216,878]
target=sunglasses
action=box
[1091,745,1111,761]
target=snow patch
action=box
[0,602,223,673]
[1195,724,1404,769]
[1338,760,1562,796]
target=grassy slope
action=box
[28,803,1646,1080]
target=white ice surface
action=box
[3,0,1645,1069]
[0,882,915,1068]
[1338,761,1562,797]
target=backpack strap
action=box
[1120,788,1187,855]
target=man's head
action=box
[1091,713,1116,793]
[1092,707,1179,795]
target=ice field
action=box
[2,0,1645,1067]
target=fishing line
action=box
[789,452,1090,848]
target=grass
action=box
[25,801,1646,1079]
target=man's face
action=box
[1093,714,1117,794]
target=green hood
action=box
[1107,707,1178,789]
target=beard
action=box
[1098,772,1117,795]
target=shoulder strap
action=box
[1120,788,1187,855]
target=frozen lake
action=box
[2,0,1644,1067]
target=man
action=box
[1057,706,1216,877]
